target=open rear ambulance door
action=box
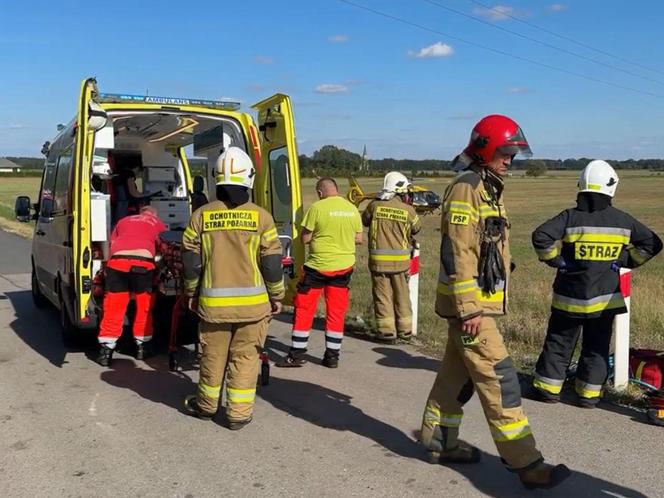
[72,78,104,323]
[252,94,303,302]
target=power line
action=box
[423,0,664,87]
[337,0,664,99]
[464,0,664,77]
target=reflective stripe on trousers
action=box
[533,374,564,395]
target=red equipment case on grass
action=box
[629,348,664,390]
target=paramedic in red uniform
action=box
[97,206,168,366]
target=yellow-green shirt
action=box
[301,196,362,272]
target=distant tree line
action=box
[297,146,664,177]
[6,148,664,177]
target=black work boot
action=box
[135,342,153,361]
[518,462,571,489]
[576,396,599,409]
[397,331,413,343]
[96,346,114,367]
[183,395,214,420]
[375,333,398,345]
[275,350,307,368]
[429,441,482,465]
[526,385,560,404]
[227,417,253,431]
[322,350,339,369]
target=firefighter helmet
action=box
[578,160,619,197]
[215,147,256,189]
[383,171,411,194]
[464,114,532,164]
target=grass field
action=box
[1,172,663,363]
[300,172,664,364]
[0,177,40,238]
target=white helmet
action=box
[578,160,619,198]
[215,147,256,189]
[383,171,411,194]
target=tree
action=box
[525,160,547,177]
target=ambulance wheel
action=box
[169,353,179,372]
[31,266,47,309]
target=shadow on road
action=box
[373,346,440,372]
[3,290,88,368]
[100,358,196,412]
[259,375,423,460]
[443,450,648,498]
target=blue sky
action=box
[1,0,663,160]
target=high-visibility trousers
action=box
[98,256,155,349]
[421,317,543,470]
[290,266,352,358]
[371,271,412,339]
[533,311,615,402]
[195,318,269,421]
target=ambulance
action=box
[14,77,303,337]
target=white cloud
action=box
[473,5,515,21]
[8,124,25,129]
[328,34,349,43]
[408,42,454,59]
[254,56,274,64]
[507,87,530,94]
[550,4,566,12]
[315,84,349,94]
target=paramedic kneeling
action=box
[97,206,168,366]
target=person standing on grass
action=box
[276,177,363,369]
[362,171,421,343]
[419,115,570,490]
[530,160,662,408]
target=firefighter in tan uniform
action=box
[420,115,570,489]
[181,147,284,430]
[362,171,421,342]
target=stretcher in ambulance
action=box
[14,78,304,338]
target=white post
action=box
[409,242,420,337]
[613,269,632,390]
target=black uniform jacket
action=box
[532,193,662,318]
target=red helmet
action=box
[464,114,532,165]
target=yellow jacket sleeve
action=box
[181,210,203,297]
[259,214,285,301]
[440,182,482,319]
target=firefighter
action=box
[362,171,421,342]
[276,177,363,369]
[530,160,662,408]
[181,147,285,430]
[97,206,167,366]
[420,115,570,489]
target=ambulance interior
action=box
[89,111,247,286]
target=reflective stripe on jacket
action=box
[181,200,285,323]
[435,167,511,319]
[532,202,662,318]
[362,197,421,273]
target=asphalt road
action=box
[0,230,661,497]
